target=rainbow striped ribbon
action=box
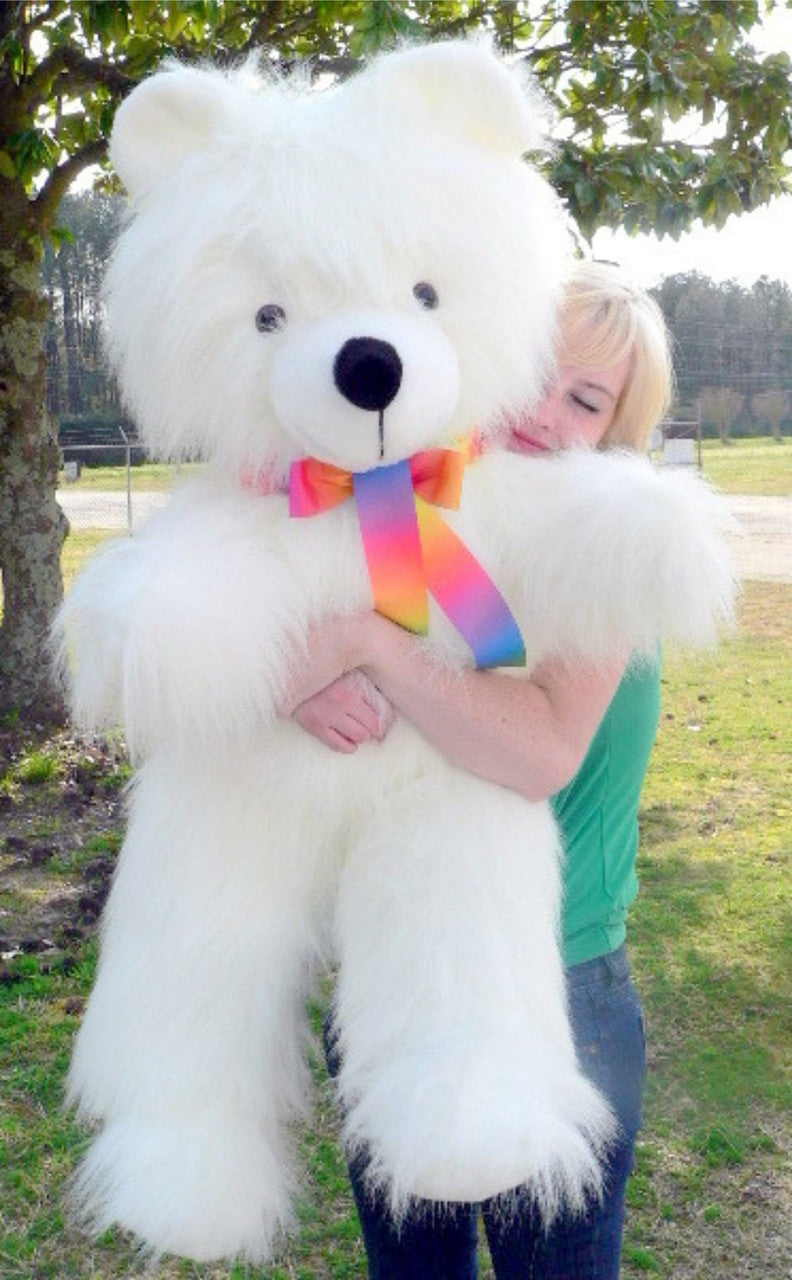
[288,450,525,669]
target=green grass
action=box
[622,580,792,1278]
[700,436,792,495]
[59,462,198,493]
[9,750,63,787]
[61,529,119,592]
[2,588,790,1278]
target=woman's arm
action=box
[285,612,625,801]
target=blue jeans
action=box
[327,945,646,1280]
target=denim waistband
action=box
[565,943,630,992]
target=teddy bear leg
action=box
[332,779,615,1224]
[66,753,323,1262]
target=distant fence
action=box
[59,444,141,533]
[57,449,186,588]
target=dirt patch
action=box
[0,728,126,980]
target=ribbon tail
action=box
[415,498,526,669]
[353,461,429,634]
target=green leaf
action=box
[49,225,76,251]
[0,150,17,180]
[161,7,194,42]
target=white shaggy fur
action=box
[54,42,735,1263]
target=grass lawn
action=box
[623,580,791,1278]
[1,579,789,1278]
[58,462,199,493]
[61,530,119,593]
[700,437,792,496]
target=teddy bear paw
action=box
[345,1043,615,1221]
[70,1113,297,1263]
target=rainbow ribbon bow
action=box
[288,449,526,669]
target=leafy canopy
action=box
[1,1,791,240]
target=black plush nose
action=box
[333,337,403,412]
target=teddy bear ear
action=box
[363,38,551,156]
[110,64,237,199]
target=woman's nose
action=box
[530,392,556,432]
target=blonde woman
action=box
[287,262,673,1279]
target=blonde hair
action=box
[558,261,674,450]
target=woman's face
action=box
[508,355,631,456]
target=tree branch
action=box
[33,138,108,231]
[233,4,337,61]
[425,2,491,39]
[59,44,135,94]
[232,0,288,51]
[0,0,21,44]
[25,43,134,116]
[306,53,362,81]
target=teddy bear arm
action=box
[474,452,735,666]
[121,553,313,758]
[56,512,312,757]
[53,534,149,734]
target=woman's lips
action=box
[509,429,552,456]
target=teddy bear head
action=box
[105,40,571,479]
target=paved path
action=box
[57,488,792,584]
[723,494,792,584]
[57,488,168,531]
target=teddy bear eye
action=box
[255,304,287,333]
[413,281,439,310]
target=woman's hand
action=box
[293,670,396,753]
[279,611,396,751]
[278,612,373,719]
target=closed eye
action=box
[570,393,599,413]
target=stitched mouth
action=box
[379,410,385,460]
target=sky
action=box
[592,195,792,290]
[592,5,792,289]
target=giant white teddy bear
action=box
[56,41,734,1264]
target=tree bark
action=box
[0,176,67,719]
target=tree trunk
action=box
[0,180,68,720]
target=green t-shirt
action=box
[552,659,661,968]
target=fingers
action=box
[292,675,387,751]
[325,728,359,754]
[347,671,396,739]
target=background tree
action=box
[743,275,792,396]
[653,271,792,426]
[1,0,791,717]
[43,191,122,421]
[47,202,792,444]
[699,385,746,444]
[752,388,791,441]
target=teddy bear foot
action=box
[70,1112,296,1263]
[345,1044,615,1221]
